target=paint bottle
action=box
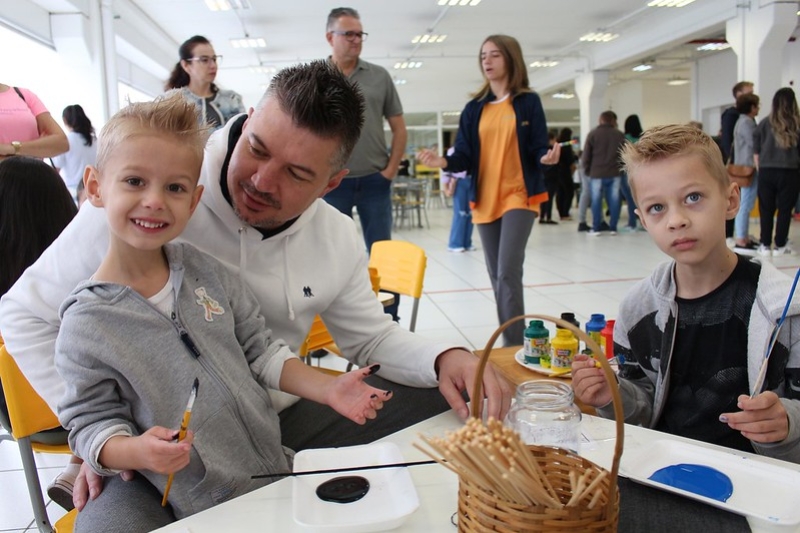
[557,312,582,350]
[550,328,578,369]
[585,314,607,355]
[601,319,615,360]
[523,320,550,365]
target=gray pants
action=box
[74,376,451,532]
[476,209,536,347]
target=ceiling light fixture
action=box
[204,0,250,11]
[552,90,575,100]
[647,0,695,7]
[249,66,276,74]
[697,42,731,51]
[394,61,423,69]
[230,37,266,48]
[579,32,619,42]
[442,111,462,116]
[667,77,690,86]
[438,0,481,5]
[632,63,653,72]
[529,60,559,68]
[393,79,407,85]
[411,34,447,44]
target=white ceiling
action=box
[121,0,747,115]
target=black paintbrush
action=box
[251,459,437,479]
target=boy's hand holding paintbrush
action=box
[570,354,612,408]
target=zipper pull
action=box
[181,331,202,359]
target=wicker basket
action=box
[459,314,625,532]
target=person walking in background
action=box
[732,93,761,255]
[418,34,559,346]
[539,131,559,225]
[755,88,800,256]
[0,83,68,158]
[620,114,643,231]
[165,35,245,130]
[52,104,97,201]
[442,146,475,252]
[555,127,576,221]
[721,81,755,246]
[583,110,627,236]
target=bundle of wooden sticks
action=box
[415,417,608,509]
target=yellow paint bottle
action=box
[550,328,578,370]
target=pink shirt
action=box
[0,87,49,143]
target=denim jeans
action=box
[323,172,399,320]
[734,173,758,240]
[448,178,473,249]
[619,171,638,228]
[323,172,393,253]
[590,177,621,231]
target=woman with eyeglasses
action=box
[165,35,244,129]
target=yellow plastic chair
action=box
[369,240,427,332]
[298,315,344,376]
[0,344,76,532]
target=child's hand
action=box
[325,364,393,425]
[133,426,195,474]
[570,354,612,407]
[719,392,789,443]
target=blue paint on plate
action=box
[649,463,733,502]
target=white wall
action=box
[641,80,691,128]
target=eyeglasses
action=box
[186,55,222,65]
[330,30,368,42]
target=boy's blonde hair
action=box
[620,124,729,201]
[96,91,209,171]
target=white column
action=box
[725,1,798,104]
[575,70,609,145]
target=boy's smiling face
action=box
[85,133,204,253]
[634,153,739,267]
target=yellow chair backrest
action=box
[368,240,426,299]
[0,344,62,440]
[298,315,338,358]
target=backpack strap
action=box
[13,86,26,103]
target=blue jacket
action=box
[444,91,550,206]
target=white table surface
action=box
[154,410,800,533]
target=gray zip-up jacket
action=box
[599,257,800,463]
[179,87,244,130]
[56,243,294,518]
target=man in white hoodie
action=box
[0,60,510,529]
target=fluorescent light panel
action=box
[552,91,575,99]
[529,60,559,68]
[393,79,407,85]
[438,0,481,5]
[648,0,695,6]
[667,78,690,85]
[697,42,731,51]
[411,34,447,44]
[249,66,276,74]
[205,0,249,11]
[579,32,619,42]
[632,64,653,72]
[394,61,423,69]
[230,37,266,48]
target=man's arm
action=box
[381,114,407,179]
[0,204,109,411]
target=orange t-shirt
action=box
[472,97,538,224]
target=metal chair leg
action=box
[18,436,55,533]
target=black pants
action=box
[556,173,574,218]
[758,167,800,247]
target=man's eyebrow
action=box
[248,132,317,178]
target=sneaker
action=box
[733,242,758,256]
[577,222,590,232]
[466,246,478,251]
[609,231,617,236]
[599,221,611,231]
[775,245,793,255]
[47,472,76,511]
[542,220,558,225]
[588,230,602,237]
[448,247,465,253]
[618,226,637,234]
[757,244,772,256]
[560,216,573,221]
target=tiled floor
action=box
[3,203,800,531]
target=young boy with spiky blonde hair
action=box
[571,123,800,463]
[55,92,391,526]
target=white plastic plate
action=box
[621,439,800,525]
[291,442,420,532]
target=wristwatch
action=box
[11,141,21,155]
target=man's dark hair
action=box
[732,81,753,98]
[600,110,617,124]
[735,93,760,115]
[260,60,365,172]
[327,7,360,31]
